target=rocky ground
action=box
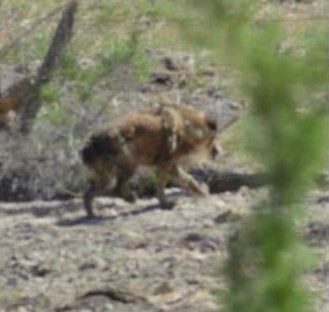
[0,184,328,312]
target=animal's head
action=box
[181,112,220,162]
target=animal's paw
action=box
[84,213,98,221]
[123,191,137,203]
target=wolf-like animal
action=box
[81,104,218,217]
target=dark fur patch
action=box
[210,144,219,160]
[206,117,218,131]
[81,133,117,165]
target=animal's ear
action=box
[206,117,218,131]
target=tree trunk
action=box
[16,0,78,133]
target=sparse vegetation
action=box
[0,0,328,311]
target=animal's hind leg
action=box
[83,180,98,217]
[83,173,110,217]
[113,166,137,203]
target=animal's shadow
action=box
[55,202,171,227]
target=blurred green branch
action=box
[177,0,328,311]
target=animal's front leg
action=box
[172,166,209,196]
[83,180,98,217]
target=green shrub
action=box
[178,1,328,311]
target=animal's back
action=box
[114,111,164,165]
[81,111,165,168]
[81,105,217,168]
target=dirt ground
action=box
[0,184,328,312]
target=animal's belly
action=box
[131,136,162,166]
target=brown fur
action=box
[0,78,32,128]
[81,105,218,217]
[0,110,16,128]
